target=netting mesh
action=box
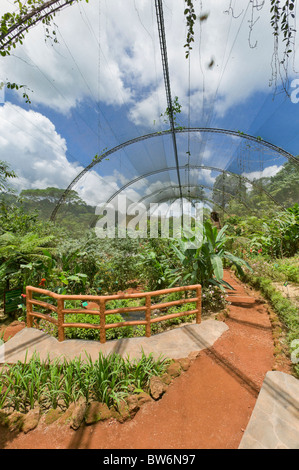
[0,0,298,231]
[53,128,294,228]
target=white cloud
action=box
[0,0,292,123]
[0,102,168,207]
[0,103,71,185]
[128,87,166,127]
[0,0,134,113]
[189,168,216,186]
[242,165,282,181]
[0,0,295,209]
[0,103,120,206]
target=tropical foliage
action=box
[0,159,298,381]
[169,220,251,290]
[225,203,299,259]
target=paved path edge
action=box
[238,371,299,449]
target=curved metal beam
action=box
[0,1,81,53]
[50,127,295,221]
[137,183,253,213]
[149,194,231,216]
[105,164,283,209]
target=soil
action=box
[0,320,26,343]
[0,270,293,450]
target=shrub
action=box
[64,313,134,341]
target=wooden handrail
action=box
[149,297,198,310]
[27,284,200,300]
[30,299,57,312]
[26,284,202,344]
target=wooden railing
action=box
[26,284,201,344]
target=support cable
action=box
[154,0,183,202]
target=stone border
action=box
[0,355,197,434]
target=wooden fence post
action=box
[100,298,106,344]
[196,286,201,324]
[57,298,65,342]
[26,287,33,328]
[145,294,151,338]
[25,284,202,343]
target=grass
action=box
[0,350,171,414]
[0,330,5,343]
[247,255,299,284]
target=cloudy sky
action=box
[0,0,298,211]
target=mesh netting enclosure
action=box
[51,128,296,230]
[0,0,298,232]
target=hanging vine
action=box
[183,0,197,59]
[0,0,91,56]
[269,0,297,94]
[0,0,89,103]
[183,0,297,96]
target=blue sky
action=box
[0,0,298,210]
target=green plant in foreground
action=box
[0,351,170,413]
[170,220,252,290]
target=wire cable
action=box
[155,0,183,202]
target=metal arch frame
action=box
[188,197,230,216]
[1,3,297,220]
[137,183,254,213]
[0,1,81,53]
[50,127,296,221]
[87,194,230,229]
[105,164,283,208]
[145,194,231,217]
[191,198,231,216]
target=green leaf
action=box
[216,224,228,242]
[211,254,223,281]
[171,244,186,264]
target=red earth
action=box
[0,270,292,449]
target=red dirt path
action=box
[0,270,284,449]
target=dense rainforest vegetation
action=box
[0,157,297,372]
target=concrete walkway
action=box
[1,287,298,449]
[0,318,228,364]
[239,371,299,449]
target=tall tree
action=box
[20,187,87,206]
